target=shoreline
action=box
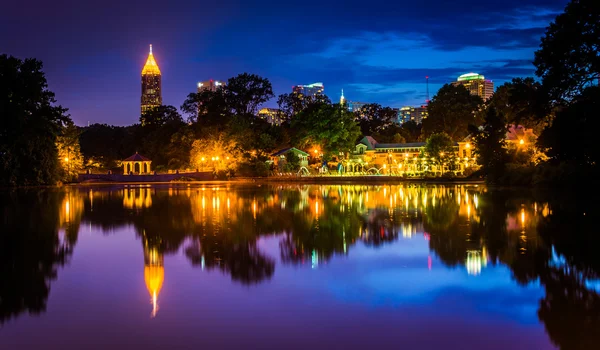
[73,176,485,186]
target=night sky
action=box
[1,0,567,126]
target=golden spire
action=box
[142,44,161,75]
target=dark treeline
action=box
[2,0,597,186]
[471,0,599,185]
[78,73,427,177]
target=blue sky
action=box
[1,0,568,125]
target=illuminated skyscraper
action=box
[292,82,324,97]
[141,45,162,115]
[197,79,225,92]
[398,105,429,124]
[452,73,494,101]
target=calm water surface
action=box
[0,184,598,350]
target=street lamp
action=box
[519,139,525,145]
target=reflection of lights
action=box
[311,250,318,269]
[521,208,525,226]
[466,249,487,276]
[474,194,478,209]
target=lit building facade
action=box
[141,45,162,115]
[345,136,476,176]
[347,101,367,113]
[398,105,429,124]
[197,79,225,92]
[258,107,284,125]
[452,73,494,101]
[292,82,324,97]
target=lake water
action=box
[0,184,597,350]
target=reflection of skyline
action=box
[2,185,600,349]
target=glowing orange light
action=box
[519,139,525,145]
[465,143,471,149]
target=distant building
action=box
[258,108,284,125]
[347,101,367,113]
[452,73,494,101]
[292,82,324,97]
[141,45,162,115]
[398,105,428,124]
[340,89,346,105]
[197,80,225,92]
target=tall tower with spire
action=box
[141,44,162,115]
[340,89,346,105]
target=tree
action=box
[277,92,331,121]
[399,120,422,142]
[488,78,552,135]
[471,107,508,184]
[189,133,241,174]
[225,73,274,116]
[181,88,229,128]
[138,105,187,170]
[354,103,397,136]
[140,105,184,127]
[537,86,600,167]
[79,124,138,170]
[291,102,361,160]
[534,0,600,102]
[424,132,456,174]
[56,122,84,181]
[0,55,71,186]
[423,84,483,140]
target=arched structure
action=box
[123,153,152,175]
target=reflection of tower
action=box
[144,241,164,318]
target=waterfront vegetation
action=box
[1,0,597,186]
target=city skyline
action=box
[0,0,569,125]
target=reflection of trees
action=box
[428,188,600,350]
[531,198,600,350]
[0,190,80,324]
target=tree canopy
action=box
[0,54,71,185]
[422,84,483,141]
[534,0,600,103]
[291,102,361,160]
[424,132,456,171]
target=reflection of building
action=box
[292,82,324,97]
[398,105,428,124]
[258,108,284,125]
[144,243,164,318]
[197,80,225,92]
[466,248,488,276]
[141,45,162,115]
[346,136,475,175]
[452,73,494,101]
[123,187,153,209]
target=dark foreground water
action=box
[0,184,598,350]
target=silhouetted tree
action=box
[0,55,71,185]
[534,0,600,102]
[423,84,483,140]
